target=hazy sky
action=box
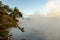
[1,0,60,15]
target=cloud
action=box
[11,14,60,40]
[47,9,60,17]
[39,0,60,17]
[42,0,60,15]
[22,15,60,40]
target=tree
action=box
[0,1,24,40]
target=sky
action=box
[0,0,60,15]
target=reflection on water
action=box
[9,16,60,40]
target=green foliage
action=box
[0,30,8,37]
[0,1,24,40]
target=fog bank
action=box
[10,13,60,40]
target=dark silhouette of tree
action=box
[0,1,24,40]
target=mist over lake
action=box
[9,14,60,40]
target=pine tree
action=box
[0,1,24,40]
